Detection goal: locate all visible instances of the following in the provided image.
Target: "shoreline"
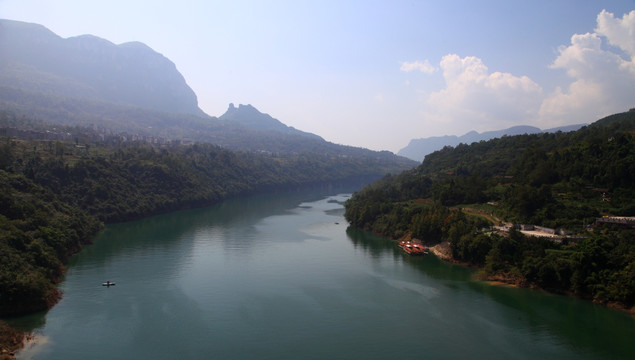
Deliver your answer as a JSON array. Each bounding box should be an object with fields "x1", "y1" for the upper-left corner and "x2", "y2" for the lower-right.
[
  {"x1": 472, "y1": 264, "x2": 635, "y2": 315},
  {"x1": 419, "y1": 240, "x2": 635, "y2": 315},
  {"x1": 11, "y1": 333, "x2": 47, "y2": 360},
  {"x1": 428, "y1": 241, "x2": 453, "y2": 262},
  {"x1": 0, "y1": 321, "x2": 30, "y2": 360},
  {"x1": 0, "y1": 188, "x2": 364, "y2": 356}
]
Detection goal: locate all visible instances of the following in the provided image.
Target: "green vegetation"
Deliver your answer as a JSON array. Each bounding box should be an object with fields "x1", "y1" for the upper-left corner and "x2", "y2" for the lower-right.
[
  {"x1": 0, "y1": 170, "x2": 101, "y2": 316},
  {"x1": 345, "y1": 110, "x2": 635, "y2": 310},
  {"x1": 0, "y1": 111, "x2": 413, "y2": 317},
  {"x1": 451, "y1": 229, "x2": 634, "y2": 307}
]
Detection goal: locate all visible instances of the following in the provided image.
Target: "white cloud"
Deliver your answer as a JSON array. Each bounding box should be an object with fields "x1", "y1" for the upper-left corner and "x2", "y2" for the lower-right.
[
  {"x1": 595, "y1": 9, "x2": 635, "y2": 56},
  {"x1": 423, "y1": 54, "x2": 543, "y2": 131},
  {"x1": 401, "y1": 10, "x2": 634, "y2": 137},
  {"x1": 400, "y1": 60, "x2": 437, "y2": 74},
  {"x1": 539, "y1": 10, "x2": 635, "y2": 126}
]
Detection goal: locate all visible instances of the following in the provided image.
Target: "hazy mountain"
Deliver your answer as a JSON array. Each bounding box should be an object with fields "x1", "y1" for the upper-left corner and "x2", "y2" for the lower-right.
[
  {"x1": 0, "y1": 19, "x2": 417, "y2": 172},
  {"x1": 219, "y1": 103, "x2": 323, "y2": 140},
  {"x1": 0, "y1": 19, "x2": 205, "y2": 116},
  {"x1": 542, "y1": 124, "x2": 588, "y2": 133},
  {"x1": 398, "y1": 124, "x2": 586, "y2": 162}
]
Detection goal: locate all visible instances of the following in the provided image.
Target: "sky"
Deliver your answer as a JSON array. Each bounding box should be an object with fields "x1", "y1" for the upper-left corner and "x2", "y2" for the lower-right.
[{"x1": 1, "y1": 0, "x2": 634, "y2": 152}]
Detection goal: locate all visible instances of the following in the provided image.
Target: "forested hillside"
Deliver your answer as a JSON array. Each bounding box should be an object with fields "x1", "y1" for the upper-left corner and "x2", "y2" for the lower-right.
[
  {"x1": 345, "y1": 110, "x2": 635, "y2": 310},
  {"x1": 0, "y1": 111, "x2": 412, "y2": 317},
  {"x1": 0, "y1": 171, "x2": 101, "y2": 315},
  {"x1": 397, "y1": 124, "x2": 585, "y2": 162}
]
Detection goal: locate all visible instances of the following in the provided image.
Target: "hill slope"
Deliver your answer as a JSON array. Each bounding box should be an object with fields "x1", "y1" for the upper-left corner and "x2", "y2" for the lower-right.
[
  {"x1": 398, "y1": 124, "x2": 586, "y2": 162},
  {"x1": 0, "y1": 110, "x2": 412, "y2": 317},
  {"x1": 345, "y1": 110, "x2": 635, "y2": 310}
]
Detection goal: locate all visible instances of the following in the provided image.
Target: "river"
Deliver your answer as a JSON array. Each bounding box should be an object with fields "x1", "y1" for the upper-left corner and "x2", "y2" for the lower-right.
[{"x1": 8, "y1": 188, "x2": 635, "y2": 359}]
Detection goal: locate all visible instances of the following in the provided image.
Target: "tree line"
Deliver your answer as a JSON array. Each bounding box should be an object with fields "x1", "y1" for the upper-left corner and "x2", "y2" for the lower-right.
[
  {"x1": 345, "y1": 110, "x2": 635, "y2": 310},
  {"x1": 0, "y1": 112, "x2": 413, "y2": 316}
]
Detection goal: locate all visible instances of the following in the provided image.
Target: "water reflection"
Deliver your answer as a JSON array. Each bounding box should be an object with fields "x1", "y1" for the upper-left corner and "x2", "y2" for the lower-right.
[
  {"x1": 345, "y1": 226, "x2": 396, "y2": 259},
  {"x1": 9, "y1": 189, "x2": 635, "y2": 360},
  {"x1": 346, "y1": 224, "x2": 635, "y2": 360},
  {"x1": 469, "y1": 280, "x2": 635, "y2": 359},
  {"x1": 73, "y1": 186, "x2": 360, "y2": 268}
]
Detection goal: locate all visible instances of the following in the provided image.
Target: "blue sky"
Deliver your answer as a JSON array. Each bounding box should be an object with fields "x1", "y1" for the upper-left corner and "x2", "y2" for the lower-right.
[{"x1": 1, "y1": 0, "x2": 634, "y2": 152}]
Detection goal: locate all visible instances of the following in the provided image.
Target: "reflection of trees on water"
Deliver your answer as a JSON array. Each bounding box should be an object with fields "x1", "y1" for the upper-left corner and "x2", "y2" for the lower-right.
[
  {"x1": 81, "y1": 185, "x2": 359, "y2": 266},
  {"x1": 4, "y1": 309, "x2": 47, "y2": 333},
  {"x1": 345, "y1": 226, "x2": 472, "y2": 282},
  {"x1": 346, "y1": 225, "x2": 635, "y2": 360},
  {"x1": 345, "y1": 226, "x2": 397, "y2": 259}
]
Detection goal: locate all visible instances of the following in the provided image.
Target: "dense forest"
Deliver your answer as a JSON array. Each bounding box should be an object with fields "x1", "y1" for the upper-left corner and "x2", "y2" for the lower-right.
[
  {"x1": 0, "y1": 111, "x2": 413, "y2": 317},
  {"x1": 345, "y1": 110, "x2": 635, "y2": 310}
]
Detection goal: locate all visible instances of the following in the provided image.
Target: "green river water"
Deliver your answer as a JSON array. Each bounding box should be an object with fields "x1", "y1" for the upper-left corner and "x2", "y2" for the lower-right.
[{"x1": 8, "y1": 188, "x2": 635, "y2": 359}]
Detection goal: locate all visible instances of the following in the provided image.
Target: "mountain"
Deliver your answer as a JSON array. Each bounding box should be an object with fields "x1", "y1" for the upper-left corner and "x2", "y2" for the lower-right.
[
  {"x1": 398, "y1": 124, "x2": 586, "y2": 162},
  {"x1": 219, "y1": 103, "x2": 322, "y2": 140},
  {"x1": 0, "y1": 19, "x2": 205, "y2": 116},
  {"x1": 0, "y1": 19, "x2": 416, "y2": 173}
]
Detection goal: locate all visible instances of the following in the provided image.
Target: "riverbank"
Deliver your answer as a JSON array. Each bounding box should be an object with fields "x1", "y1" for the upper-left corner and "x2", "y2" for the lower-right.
[
  {"x1": 428, "y1": 241, "x2": 475, "y2": 268},
  {"x1": 429, "y1": 241, "x2": 452, "y2": 261},
  {"x1": 426, "y1": 240, "x2": 635, "y2": 315},
  {"x1": 9, "y1": 192, "x2": 635, "y2": 359},
  {"x1": 0, "y1": 321, "x2": 28, "y2": 360}
]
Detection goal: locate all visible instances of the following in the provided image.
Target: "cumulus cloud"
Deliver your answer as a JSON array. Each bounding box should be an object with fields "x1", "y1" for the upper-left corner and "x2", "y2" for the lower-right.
[
  {"x1": 596, "y1": 9, "x2": 635, "y2": 56},
  {"x1": 400, "y1": 60, "x2": 437, "y2": 74},
  {"x1": 539, "y1": 10, "x2": 635, "y2": 126},
  {"x1": 424, "y1": 54, "x2": 543, "y2": 130},
  {"x1": 402, "y1": 10, "x2": 635, "y2": 135}
]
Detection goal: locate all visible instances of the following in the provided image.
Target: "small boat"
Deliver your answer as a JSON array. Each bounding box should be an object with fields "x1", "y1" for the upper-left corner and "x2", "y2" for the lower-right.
[
  {"x1": 102, "y1": 281, "x2": 116, "y2": 286},
  {"x1": 398, "y1": 241, "x2": 428, "y2": 255}
]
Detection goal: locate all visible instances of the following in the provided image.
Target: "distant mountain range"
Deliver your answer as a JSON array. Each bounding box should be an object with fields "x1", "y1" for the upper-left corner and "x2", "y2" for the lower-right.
[
  {"x1": 0, "y1": 19, "x2": 416, "y2": 170},
  {"x1": 398, "y1": 124, "x2": 586, "y2": 162}
]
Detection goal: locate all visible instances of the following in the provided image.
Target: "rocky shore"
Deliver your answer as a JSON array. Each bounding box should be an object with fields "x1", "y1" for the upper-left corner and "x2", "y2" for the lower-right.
[
  {"x1": 0, "y1": 321, "x2": 27, "y2": 360},
  {"x1": 429, "y1": 241, "x2": 453, "y2": 261}
]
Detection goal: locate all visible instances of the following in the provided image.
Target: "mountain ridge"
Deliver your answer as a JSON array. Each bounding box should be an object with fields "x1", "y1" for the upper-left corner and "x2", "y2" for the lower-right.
[
  {"x1": 398, "y1": 124, "x2": 586, "y2": 162},
  {"x1": 0, "y1": 18, "x2": 206, "y2": 117},
  {"x1": 0, "y1": 19, "x2": 416, "y2": 171},
  {"x1": 219, "y1": 103, "x2": 323, "y2": 140}
]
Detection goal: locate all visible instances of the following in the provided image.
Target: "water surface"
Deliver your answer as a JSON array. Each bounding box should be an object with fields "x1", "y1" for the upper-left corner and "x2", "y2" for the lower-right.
[{"x1": 10, "y1": 190, "x2": 635, "y2": 359}]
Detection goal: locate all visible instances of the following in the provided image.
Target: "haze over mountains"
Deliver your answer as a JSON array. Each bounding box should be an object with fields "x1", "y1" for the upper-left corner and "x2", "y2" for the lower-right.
[
  {"x1": 398, "y1": 124, "x2": 586, "y2": 162},
  {"x1": 1, "y1": 18, "x2": 586, "y2": 166},
  {"x1": 219, "y1": 103, "x2": 322, "y2": 141},
  {"x1": 0, "y1": 19, "x2": 205, "y2": 116},
  {"x1": 0, "y1": 19, "x2": 416, "y2": 168}
]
